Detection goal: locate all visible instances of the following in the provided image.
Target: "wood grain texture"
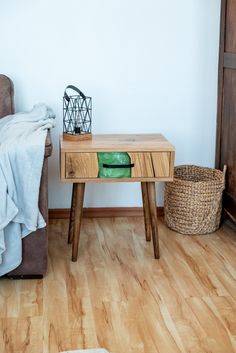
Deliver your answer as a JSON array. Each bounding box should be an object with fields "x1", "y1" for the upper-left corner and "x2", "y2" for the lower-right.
[
  {"x1": 169, "y1": 151, "x2": 175, "y2": 178},
  {"x1": 216, "y1": 0, "x2": 236, "y2": 222},
  {"x1": 151, "y1": 152, "x2": 170, "y2": 177},
  {"x1": 68, "y1": 183, "x2": 76, "y2": 244},
  {"x1": 224, "y1": 194, "x2": 236, "y2": 223},
  {"x1": 72, "y1": 183, "x2": 85, "y2": 261},
  {"x1": 141, "y1": 182, "x2": 152, "y2": 241},
  {"x1": 225, "y1": 0, "x2": 236, "y2": 53},
  {"x1": 147, "y1": 182, "x2": 160, "y2": 259},
  {"x1": 224, "y1": 52, "x2": 236, "y2": 69},
  {"x1": 60, "y1": 151, "x2": 66, "y2": 181},
  {"x1": 49, "y1": 207, "x2": 165, "y2": 219},
  {"x1": 65, "y1": 153, "x2": 99, "y2": 179},
  {"x1": 62, "y1": 176, "x2": 174, "y2": 183},
  {"x1": 129, "y1": 153, "x2": 154, "y2": 178},
  {"x1": 61, "y1": 133, "x2": 175, "y2": 182},
  {"x1": 62, "y1": 151, "x2": 174, "y2": 182},
  {"x1": 0, "y1": 217, "x2": 236, "y2": 352},
  {"x1": 63, "y1": 132, "x2": 92, "y2": 141},
  {"x1": 215, "y1": 0, "x2": 226, "y2": 169},
  {"x1": 60, "y1": 134, "x2": 175, "y2": 153},
  {"x1": 65, "y1": 151, "x2": 172, "y2": 180},
  {"x1": 221, "y1": 69, "x2": 236, "y2": 201}
]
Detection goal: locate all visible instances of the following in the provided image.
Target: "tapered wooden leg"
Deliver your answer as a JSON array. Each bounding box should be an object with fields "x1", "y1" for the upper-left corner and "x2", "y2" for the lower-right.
[
  {"x1": 141, "y1": 182, "x2": 152, "y2": 241},
  {"x1": 68, "y1": 183, "x2": 76, "y2": 244},
  {"x1": 72, "y1": 183, "x2": 85, "y2": 262},
  {"x1": 147, "y1": 182, "x2": 160, "y2": 259}
]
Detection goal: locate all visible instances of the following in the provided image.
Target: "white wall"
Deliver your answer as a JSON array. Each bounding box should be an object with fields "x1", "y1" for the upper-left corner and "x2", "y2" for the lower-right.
[{"x1": 0, "y1": 0, "x2": 221, "y2": 208}]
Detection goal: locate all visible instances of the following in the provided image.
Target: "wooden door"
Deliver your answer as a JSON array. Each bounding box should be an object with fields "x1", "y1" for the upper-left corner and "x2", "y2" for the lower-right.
[{"x1": 216, "y1": 0, "x2": 236, "y2": 222}]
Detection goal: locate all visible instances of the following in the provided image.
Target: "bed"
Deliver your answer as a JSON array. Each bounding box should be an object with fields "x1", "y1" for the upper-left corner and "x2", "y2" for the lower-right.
[{"x1": 0, "y1": 74, "x2": 52, "y2": 278}]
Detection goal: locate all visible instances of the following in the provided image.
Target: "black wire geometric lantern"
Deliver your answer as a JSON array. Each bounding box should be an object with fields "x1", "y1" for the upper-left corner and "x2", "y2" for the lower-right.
[{"x1": 63, "y1": 85, "x2": 92, "y2": 141}]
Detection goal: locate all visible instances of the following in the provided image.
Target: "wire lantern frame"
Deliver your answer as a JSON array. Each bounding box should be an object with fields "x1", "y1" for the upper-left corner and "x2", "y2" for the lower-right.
[{"x1": 63, "y1": 85, "x2": 92, "y2": 141}]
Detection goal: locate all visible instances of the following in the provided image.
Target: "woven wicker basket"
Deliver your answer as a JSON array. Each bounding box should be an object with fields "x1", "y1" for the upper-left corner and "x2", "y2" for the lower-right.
[{"x1": 164, "y1": 165, "x2": 226, "y2": 235}]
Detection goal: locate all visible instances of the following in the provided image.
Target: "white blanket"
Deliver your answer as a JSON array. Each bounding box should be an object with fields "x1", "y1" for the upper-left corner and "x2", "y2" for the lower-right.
[{"x1": 0, "y1": 104, "x2": 55, "y2": 276}]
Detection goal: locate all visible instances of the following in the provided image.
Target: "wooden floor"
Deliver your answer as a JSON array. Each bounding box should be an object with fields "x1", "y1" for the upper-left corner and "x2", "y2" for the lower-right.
[{"x1": 0, "y1": 217, "x2": 236, "y2": 353}]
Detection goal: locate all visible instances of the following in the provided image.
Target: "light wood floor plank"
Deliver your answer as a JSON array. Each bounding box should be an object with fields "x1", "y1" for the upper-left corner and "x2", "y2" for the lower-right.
[
  {"x1": 186, "y1": 297, "x2": 235, "y2": 353},
  {"x1": 0, "y1": 217, "x2": 235, "y2": 353},
  {"x1": 210, "y1": 296, "x2": 236, "y2": 336},
  {"x1": 0, "y1": 317, "x2": 43, "y2": 353}
]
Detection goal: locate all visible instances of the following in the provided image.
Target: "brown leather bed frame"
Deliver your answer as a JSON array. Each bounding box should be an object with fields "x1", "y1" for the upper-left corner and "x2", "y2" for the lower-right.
[{"x1": 0, "y1": 74, "x2": 52, "y2": 278}]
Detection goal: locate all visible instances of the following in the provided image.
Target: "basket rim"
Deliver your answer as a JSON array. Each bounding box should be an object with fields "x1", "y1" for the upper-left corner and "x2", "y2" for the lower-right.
[
  {"x1": 172, "y1": 165, "x2": 225, "y2": 185},
  {"x1": 170, "y1": 178, "x2": 224, "y2": 185},
  {"x1": 174, "y1": 164, "x2": 223, "y2": 172}
]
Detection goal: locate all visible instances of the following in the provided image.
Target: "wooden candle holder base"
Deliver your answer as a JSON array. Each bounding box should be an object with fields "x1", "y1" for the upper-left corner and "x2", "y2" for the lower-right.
[{"x1": 63, "y1": 133, "x2": 92, "y2": 142}]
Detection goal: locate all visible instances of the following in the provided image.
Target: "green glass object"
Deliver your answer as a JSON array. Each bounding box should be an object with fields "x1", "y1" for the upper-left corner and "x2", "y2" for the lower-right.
[{"x1": 97, "y1": 152, "x2": 131, "y2": 178}]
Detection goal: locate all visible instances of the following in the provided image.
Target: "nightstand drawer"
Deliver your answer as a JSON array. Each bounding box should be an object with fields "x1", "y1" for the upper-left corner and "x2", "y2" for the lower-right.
[{"x1": 65, "y1": 151, "x2": 171, "y2": 179}]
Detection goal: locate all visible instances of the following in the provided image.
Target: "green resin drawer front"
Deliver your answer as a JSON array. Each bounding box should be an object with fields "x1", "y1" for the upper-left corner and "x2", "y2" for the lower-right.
[{"x1": 97, "y1": 152, "x2": 132, "y2": 178}]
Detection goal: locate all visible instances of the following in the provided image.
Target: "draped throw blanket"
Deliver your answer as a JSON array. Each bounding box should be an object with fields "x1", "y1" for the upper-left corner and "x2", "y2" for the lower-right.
[{"x1": 0, "y1": 104, "x2": 55, "y2": 276}]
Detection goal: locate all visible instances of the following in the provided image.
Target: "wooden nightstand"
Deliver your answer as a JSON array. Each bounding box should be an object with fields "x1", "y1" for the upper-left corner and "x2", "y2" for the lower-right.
[{"x1": 60, "y1": 134, "x2": 175, "y2": 261}]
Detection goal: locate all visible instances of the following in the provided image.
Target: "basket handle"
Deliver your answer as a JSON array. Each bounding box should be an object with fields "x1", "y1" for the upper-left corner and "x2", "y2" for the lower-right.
[
  {"x1": 222, "y1": 165, "x2": 227, "y2": 182},
  {"x1": 64, "y1": 85, "x2": 86, "y2": 102}
]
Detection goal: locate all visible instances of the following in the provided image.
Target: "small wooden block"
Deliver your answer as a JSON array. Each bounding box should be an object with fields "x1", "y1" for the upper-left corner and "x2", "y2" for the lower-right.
[{"x1": 63, "y1": 133, "x2": 92, "y2": 141}]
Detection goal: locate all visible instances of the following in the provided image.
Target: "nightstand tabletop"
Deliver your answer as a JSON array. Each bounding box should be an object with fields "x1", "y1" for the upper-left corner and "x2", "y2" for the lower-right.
[{"x1": 60, "y1": 133, "x2": 175, "y2": 153}]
